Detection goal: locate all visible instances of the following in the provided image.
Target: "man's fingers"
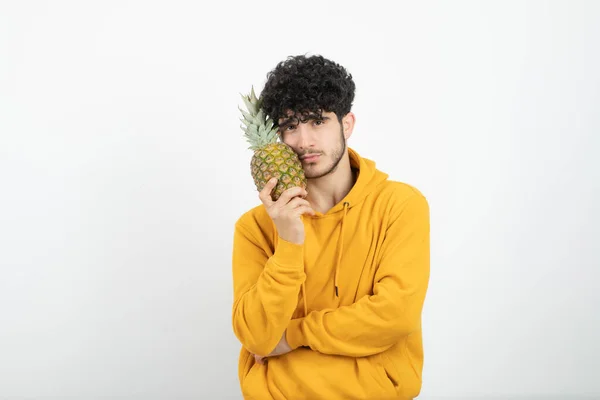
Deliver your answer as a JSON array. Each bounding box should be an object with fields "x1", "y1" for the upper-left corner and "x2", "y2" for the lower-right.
[
  {"x1": 276, "y1": 186, "x2": 308, "y2": 206},
  {"x1": 254, "y1": 354, "x2": 266, "y2": 365},
  {"x1": 295, "y1": 205, "x2": 316, "y2": 216},
  {"x1": 258, "y1": 177, "x2": 278, "y2": 206},
  {"x1": 284, "y1": 197, "x2": 311, "y2": 210}
]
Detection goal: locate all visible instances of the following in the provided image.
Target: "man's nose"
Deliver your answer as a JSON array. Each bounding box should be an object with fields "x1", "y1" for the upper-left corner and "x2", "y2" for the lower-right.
[{"x1": 296, "y1": 124, "x2": 315, "y2": 149}]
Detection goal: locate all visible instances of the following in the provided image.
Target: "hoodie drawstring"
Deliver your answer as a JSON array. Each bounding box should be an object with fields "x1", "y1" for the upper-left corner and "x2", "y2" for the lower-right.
[
  {"x1": 300, "y1": 201, "x2": 350, "y2": 317},
  {"x1": 334, "y1": 201, "x2": 350, "y2": 298}
]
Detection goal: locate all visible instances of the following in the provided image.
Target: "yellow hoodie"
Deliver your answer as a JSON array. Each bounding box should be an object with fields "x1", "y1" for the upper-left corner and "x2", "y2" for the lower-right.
[{"x1": 231, "y1": 147, "x2": 430, "y2": 400}]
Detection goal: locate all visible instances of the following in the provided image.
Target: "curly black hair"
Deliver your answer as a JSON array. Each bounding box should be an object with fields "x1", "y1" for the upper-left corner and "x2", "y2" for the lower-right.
[{"x1": 260, "y1": 54, "x2": 356, "y2": 128}]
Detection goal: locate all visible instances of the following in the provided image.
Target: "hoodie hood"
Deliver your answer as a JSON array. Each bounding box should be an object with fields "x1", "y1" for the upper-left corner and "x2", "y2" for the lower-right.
[{"x1": 315, "y1": 147, "x2": 389, "y2": 216}]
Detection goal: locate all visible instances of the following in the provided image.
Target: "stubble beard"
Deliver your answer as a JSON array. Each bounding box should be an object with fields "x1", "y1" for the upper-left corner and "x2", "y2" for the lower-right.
[{"x1": 304, "y1": 126, "x2": 346, "y2": 180}]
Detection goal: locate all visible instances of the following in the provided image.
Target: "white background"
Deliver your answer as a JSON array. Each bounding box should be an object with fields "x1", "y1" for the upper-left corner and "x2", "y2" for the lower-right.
[{"x1": 1, "y1": 1, "x2": 599, "y2": 399}]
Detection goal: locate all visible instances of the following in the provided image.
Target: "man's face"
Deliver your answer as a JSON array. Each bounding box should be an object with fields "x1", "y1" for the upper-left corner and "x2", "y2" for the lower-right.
[{"x1": 278, "y1": 110, "x2": 347, "y2": 179}]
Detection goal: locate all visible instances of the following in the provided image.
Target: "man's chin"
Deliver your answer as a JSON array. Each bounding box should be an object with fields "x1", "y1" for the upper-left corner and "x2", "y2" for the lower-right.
[{"x1": 304, "y1": 167, "x2": 332, "y2": 180}]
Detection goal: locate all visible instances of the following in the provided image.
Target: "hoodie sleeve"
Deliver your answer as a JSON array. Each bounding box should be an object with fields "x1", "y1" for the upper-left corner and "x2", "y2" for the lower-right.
[
  {"x1": 231, "y1": 218, "x2": 306, "y2": 357},
  {"x1": 285, "y1": 192, "x2": 430, "y2": 357}
]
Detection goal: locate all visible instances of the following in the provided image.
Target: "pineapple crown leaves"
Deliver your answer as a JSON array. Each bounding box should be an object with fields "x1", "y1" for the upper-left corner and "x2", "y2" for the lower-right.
[{"x1": 239, "y1": 85, "x2": 280, "y2": 150}]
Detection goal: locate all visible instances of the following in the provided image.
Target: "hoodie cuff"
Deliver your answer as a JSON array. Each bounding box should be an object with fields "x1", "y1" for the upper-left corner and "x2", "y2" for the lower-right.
[
  {"x1": 286, "y1": 318, "x2": 306, "y2": 350},
  {"x1": 270, "y1": 237, "x2": 304, "y2": 269}
]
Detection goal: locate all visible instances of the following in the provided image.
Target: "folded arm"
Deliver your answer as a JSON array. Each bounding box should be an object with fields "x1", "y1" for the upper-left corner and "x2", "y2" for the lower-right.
[
  {"x1": 231, "y1": 219, "x2": 306, "y2": 357},
  {"x1": 286, "y1": 192, "x2": 430, "y2": 357}
]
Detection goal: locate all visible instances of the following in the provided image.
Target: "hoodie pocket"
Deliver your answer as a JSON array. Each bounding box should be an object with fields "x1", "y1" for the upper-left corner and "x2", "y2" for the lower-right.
[
  {"x1": 377, "y1": 352, "x2": 403, "y2": 394},
  {"x1": 358, "y1": 354, "x2": 395, "y2": 397}
]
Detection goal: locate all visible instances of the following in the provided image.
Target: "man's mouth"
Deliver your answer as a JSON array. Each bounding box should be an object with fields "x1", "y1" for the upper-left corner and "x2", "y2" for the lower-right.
[{"x1": 300, "y1": 153, "x2": 321, "y2": 161}]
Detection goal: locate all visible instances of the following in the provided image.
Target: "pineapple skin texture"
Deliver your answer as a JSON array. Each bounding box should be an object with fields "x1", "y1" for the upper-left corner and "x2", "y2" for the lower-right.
[{"x1": 251, "y1": 142, "x2": 307, "y2": 201}]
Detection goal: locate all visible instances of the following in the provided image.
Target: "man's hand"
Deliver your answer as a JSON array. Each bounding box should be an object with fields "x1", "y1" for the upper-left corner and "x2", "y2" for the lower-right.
[
  {"x1": 254, "y1": 330, "x2": 292, "y2": 365},
  {"x1": 258, "y1": 178, "x2": 314, "y2": 245}
]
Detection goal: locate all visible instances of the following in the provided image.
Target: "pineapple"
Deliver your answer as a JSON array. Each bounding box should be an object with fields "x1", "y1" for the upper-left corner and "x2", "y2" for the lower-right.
[{"x1": 239, "y1": 86, "x2": 307, "y2": 201}]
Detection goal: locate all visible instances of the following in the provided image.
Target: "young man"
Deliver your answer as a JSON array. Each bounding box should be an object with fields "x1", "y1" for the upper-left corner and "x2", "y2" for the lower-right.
[{"x1": 231, "y1": 54, "x2": 430, "y2": 399}]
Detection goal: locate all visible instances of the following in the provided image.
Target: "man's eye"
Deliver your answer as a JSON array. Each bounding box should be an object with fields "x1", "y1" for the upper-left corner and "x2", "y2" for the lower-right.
[
  {"x1": 286, "y1": 125, "x2": 296, "y2": 131},
  {"x1": 314, "y1": 120, "x2": 324, "y2": 126}
]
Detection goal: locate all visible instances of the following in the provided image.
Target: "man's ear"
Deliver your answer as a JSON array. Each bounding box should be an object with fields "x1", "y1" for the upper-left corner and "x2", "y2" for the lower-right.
[{"x1": 342, "y1": 112, "x2": 355, "y2": 140}]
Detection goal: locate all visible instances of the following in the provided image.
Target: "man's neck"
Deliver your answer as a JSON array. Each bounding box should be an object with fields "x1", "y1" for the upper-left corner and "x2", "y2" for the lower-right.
[{"x1": 305, "y1": 153, "x2": 355, "y2": 214}]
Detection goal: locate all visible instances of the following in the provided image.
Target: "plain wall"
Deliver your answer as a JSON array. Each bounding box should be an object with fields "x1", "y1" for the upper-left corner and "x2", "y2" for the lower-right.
[{"x1": 1, "y1": 1, "x2": 598, "y2": 398}]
